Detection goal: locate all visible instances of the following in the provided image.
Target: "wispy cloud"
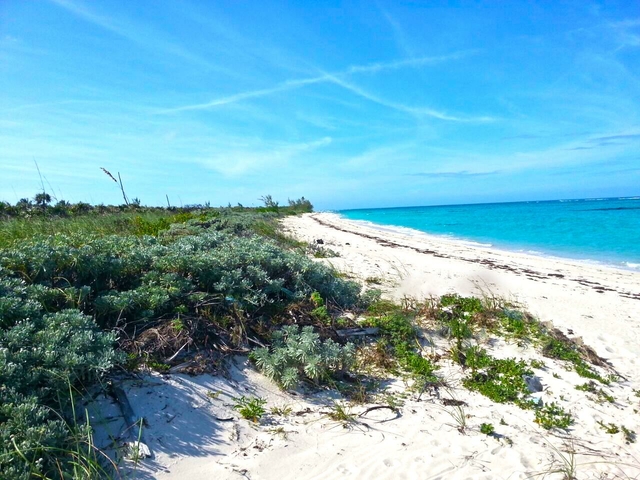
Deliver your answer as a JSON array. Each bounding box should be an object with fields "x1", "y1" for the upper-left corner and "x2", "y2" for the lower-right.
[
  {"x1": 158, "y1": 53, "x2": 471, "y2": 113},
  {"x1": 408, "y1": 170, "x2": 500, "y2": 178},
  {"x1": 608, "y1": 18, "x2": 640, "y2": 50},
  {"x1": 345, "y1": 51, "x2": 477, "y2": 74},
  {"x1": 158, "y1": 76, "x2": 328, "y2": 113},
  {"x1": 159, "y1": 51, "x2": 494, "y2": 123},
  {"x1": 377, "y1": 3, "x2": 415, "y2": 57},
  {"x1": 565, "y1": 131, "x2": 640, "y2": 150},
  {"x1": 47, "y1": 0, "x2": 227, "y2": 73},
  {"x1": 502, "y1": 134, "x2": 544, "y2": 140},
  {"x1": 199, "y1": 137, "x2": 333, "y2": 176},
  {"x1": 323, "y1": 73, "x2": 490, "y2": 122},
  {"x1": 591, "y1": 132, "x2": 640, "y2": 142}
]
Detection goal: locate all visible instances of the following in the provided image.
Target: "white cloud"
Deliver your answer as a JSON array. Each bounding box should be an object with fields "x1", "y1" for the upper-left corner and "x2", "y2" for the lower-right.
[{"x1": 199, "y1": 137, "x2": 332, "y2": 176}]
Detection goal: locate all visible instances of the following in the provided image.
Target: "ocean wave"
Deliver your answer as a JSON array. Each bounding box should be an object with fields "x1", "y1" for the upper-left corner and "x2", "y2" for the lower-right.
[
  {"x1": 625, "y1": 262, "x2": 640, "y2": 270},
  {"x1": 461, "y1": 241, "x2": 493, "y2": 248}
]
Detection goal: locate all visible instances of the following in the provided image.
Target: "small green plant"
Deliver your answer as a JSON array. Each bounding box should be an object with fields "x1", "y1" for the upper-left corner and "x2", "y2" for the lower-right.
[
  {"x1": 440, "y1": 294, "x2": 484, "y2": 316},
  {"x1": 530, "y1": 359, "x2": 546, "y2": 369},
  {"x1": 597, "y1": 421, "x2": 620, "y2": 434},
  {"x1": 447, "y1": 317, "x2": 472, "y2": 364},
  {"x1": 270, "y1": 405, "x2": 292, "y2": 416},
  {"x1": 311, "y1": 246, "x2": 339, "y2": 258},
  {"x1": 575, "y1": 382, "x2": 614, "y2": 403},
  {"x1": 250, "y1": 325, "x2": 356, "y2": 389},
  {"x1": 234, "y1": 396, "x2": 267, "y2": 423},
  {"x1": 148, "y1": 361, "x2": 170, "y2": 372},
  {"x1": 309, "y1": 291, "x2": 331, "y2": 323},
  {"x1": 622, "y1": 425, "x2": 636, "y2": 443},
  {"x1": 327, "y1": 402, "x2": 358, "y2": 428},
  {"x1": 480, "y1": 423, "x2": 495, "y2": 435},
  {"x1": 542, "y1": 338, "x2": 608, "y2": 384},
  {"x1": 171, "y1": 318, "x2": 184, "y2": 332},
  {"x1": 534, "y1": 403, "x2": 573, "y2": 430},
  {"x1": 310, "y1": 291, "x2": 324, "y2": 307},
  {"x1": 311, "y1": 305, "x2": 331, "y2": 324},
  {"x1": 442, "y1": 402, "x2": 468, "y2": 434},
  {"x1": 269, "y1": 426, "x2": 288, "y2": 439},
  {"x1": 365, "y1": 276, "x2": 383, "y2": 285}
]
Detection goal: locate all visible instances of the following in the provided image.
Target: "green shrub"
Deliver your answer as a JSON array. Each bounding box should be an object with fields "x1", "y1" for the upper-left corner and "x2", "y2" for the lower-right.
[
  {"x1": 480, "y1": 423, "x2": 495, "y2": 435},
  {"x1": 250, "y1": 325, "x2": 356, "y2": 389},
  {"x1": 370, "y1": 313, "x2": 437, "y2": 380},
  {"x1": 0, "y1": 229, "x2": 361, "y2": 331},
  {"x1": 0, "y1": 202, "x2": 361, "y2": 477},
  {"x1": 534, "y1": 402, "x2": 573, "y2": 430},
  {"x1": 462, "y1": 349, "x2": 534, "y2": 407},
  {"x1": 542, "y1": 338, "x2": 607, "y2": 383},
  {"x1": 0, "y1": 309, "x2": 118, "y2": 478},
  {"x1": 440, "y1": 294, "x2": 484, "y2": 317}
]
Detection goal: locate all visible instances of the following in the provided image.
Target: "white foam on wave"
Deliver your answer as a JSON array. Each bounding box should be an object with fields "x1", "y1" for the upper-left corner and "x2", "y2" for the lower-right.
[
  {"x1": 335, "y1": 213, "x2": 639, "y2": 273},
  {"x1": 343, "y1": 218, "x2": 427, "y2": 237},
  {"x1": 337, "y1": 215, "x2": 494, "y2": 247},
  {"x1": 460, "y1": 240, "x2": 493, "y2": 248}
]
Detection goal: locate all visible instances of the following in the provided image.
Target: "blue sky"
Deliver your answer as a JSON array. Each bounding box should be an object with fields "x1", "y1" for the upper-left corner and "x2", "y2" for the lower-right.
[{"x1": 1, "y1": 1, "x2": 639, "y2": 209}]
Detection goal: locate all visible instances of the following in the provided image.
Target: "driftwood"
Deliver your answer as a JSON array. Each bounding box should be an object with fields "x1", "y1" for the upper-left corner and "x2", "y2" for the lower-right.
[
  {"x1": 109, "y1": 384, "x2": 151, "y2": 459},
  {"x1": 335, "y1": 327, "x2": 380, "y2": 339},
  {"x1": 358, "y1": 405, "x2": 400, "y2": 422}
]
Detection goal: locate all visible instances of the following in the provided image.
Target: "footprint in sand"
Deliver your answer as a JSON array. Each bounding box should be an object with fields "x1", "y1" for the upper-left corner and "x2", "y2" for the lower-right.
[
  {"x1": 336, "y1": 464, "x2": 353, "y2": 475},
  {"x1": 382, "y1": 458, "x2": 399, "y2": 467}
]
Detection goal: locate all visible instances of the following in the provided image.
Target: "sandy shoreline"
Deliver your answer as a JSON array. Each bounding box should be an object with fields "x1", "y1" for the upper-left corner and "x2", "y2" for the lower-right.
[
  {"x1": 101, "y1": 212, "x2": 640, "y2": 479},
  {"x1": 283, "y1": 213, "x2": 640, "y2": 383}
]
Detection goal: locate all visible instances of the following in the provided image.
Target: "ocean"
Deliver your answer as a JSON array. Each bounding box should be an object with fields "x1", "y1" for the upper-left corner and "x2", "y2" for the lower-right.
[{"x1": 338, "y1": 197, "x2": 640, "y2": 271}]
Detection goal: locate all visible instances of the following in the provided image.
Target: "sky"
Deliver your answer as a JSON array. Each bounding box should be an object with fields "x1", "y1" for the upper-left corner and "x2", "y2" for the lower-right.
[{"x1": 1, "y1": 1, "x2": 639, "y2": 210}]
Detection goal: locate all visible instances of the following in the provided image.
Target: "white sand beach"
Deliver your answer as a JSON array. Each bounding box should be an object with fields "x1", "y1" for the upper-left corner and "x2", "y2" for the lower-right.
[{"x1": 105, "y1": 212, "x2": 640, "y2": 479}]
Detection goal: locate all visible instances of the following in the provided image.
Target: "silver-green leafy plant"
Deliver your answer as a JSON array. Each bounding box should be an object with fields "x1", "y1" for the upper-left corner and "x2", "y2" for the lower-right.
[{"x1": 250, "y1": 325, "x2": 356, "y2": 389}]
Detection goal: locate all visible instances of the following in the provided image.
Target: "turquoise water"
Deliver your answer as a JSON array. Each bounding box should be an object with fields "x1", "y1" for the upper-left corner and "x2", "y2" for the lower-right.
[{"x1": 339, "y1": 197, "x2": 640, "y2": 271}]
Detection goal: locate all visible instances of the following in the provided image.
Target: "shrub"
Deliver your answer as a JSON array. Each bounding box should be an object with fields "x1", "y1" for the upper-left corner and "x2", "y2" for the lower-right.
[
  {"x1": 0, "y1": 229, "x2": 361, "y2": 331},
  {"x1": 0, "y1": 309, "x2": 118, "y2": 478},
  {"x1": 480, "y1": 423, "x2": 495, "y2": 435},
  {"x1": 462, "y1": 348, "x2": 534, "y2": 407},
  {"x1": 534, "y1": 402, "x2": 573, "y2": 430},
  {"x1": 369, "y1": 312, "x2": 438, "y2": 380},
  {"x1": 250, "y1": 325, "x2": 356, "y2": 389},
  {"x1": 0, "y1": 202, "x2": 361, "y2": 477}
]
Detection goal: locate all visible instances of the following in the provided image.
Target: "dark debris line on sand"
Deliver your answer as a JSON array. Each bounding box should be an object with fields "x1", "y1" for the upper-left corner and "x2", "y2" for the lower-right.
[{"x1": 310, "y1": 215, "x2": 640, "y2": 301}]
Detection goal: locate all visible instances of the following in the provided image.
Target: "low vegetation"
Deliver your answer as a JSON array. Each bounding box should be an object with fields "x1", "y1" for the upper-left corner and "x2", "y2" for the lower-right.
[
  {"x1": 0, "y1": 194, "x2": 345, "y2": 478},
  {"x1": 250, "y1": 324, "x2": 356, "y2": 389},
  {"x1": 0, "y1": 192, "x2": 628, "y2": 478},
  {"x1": 234, "y1": 396, "x2": 267, "y2": 423}
]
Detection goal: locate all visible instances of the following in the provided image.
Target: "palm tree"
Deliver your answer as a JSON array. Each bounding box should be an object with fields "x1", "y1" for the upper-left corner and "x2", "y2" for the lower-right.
[{"x1": 34, "y1": 192, "x2": 52, "y2": 209}]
